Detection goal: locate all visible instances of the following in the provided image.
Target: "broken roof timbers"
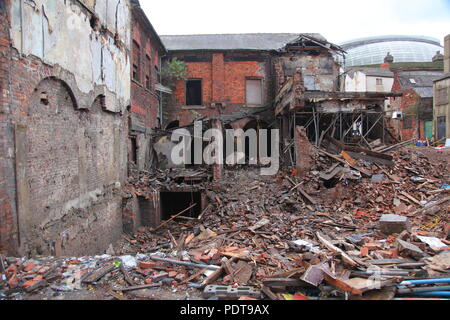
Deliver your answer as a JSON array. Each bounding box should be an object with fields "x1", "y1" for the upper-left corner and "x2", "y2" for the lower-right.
[
  {"x1": 303, "y1": 91, "x2": 402, "y2": 100},
  {"x1": 284, "y1": 34, "x2": 346, "y2": 55}
]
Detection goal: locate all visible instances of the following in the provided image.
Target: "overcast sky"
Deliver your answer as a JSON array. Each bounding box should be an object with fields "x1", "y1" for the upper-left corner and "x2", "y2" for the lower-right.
[{"x1": 141, "y1": 0, "x2": 450, "y2": 44}]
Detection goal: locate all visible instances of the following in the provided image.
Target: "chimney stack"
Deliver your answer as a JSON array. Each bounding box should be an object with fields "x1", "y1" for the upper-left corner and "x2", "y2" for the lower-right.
[
  {"x1": 445, "y1": 34, "x2": 450, "y2": 74},
  {"x1": 432, "y1": 50, "x2": 444, "y2": 62},
  {"x1": 384, "y1": 52, "x2": 394, "y2": 64}
]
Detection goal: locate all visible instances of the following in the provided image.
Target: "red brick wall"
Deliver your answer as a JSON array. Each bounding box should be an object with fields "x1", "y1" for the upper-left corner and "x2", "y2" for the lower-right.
[
  {"x1": 166, "y1": 52, "x2": 271, "y2": 127},
  {"x1": 0, "y1": 0, "x2": 18, "y2": 254},
  {"x1": 390, "y1": 73, "x2": 420, "y2": 140},
  {"x1": 130, "y1": 11, "x2": 162, "y2": 130}
]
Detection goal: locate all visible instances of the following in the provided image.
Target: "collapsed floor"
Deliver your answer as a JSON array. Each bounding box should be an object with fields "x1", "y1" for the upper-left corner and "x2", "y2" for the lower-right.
[{"x1": 0, "y1": 146, "x2": 449, "y2": 300}]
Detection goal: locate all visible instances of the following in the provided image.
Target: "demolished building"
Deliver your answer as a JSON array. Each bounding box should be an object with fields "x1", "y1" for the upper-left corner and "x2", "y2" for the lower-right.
[{"x1": 120, "y1": 33, "x2": 404, "y2": 234}]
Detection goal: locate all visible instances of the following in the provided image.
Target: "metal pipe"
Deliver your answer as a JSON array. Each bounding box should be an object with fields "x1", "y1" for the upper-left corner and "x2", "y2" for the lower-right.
[
  {"x1": 409, "y1": 291, "x2": 450, "y2": 297},
  {"x1": 149, "y1": 255, "x2": 221, "y2": 271},
  {"x1": 400, "y1": 278, "x2": 450, "y2": 287},
  {"x1": 398, "y1": 286, "x2": 450, "y2": 294}
]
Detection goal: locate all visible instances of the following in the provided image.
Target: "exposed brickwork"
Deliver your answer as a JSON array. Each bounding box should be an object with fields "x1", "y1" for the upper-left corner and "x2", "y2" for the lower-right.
[
  {"x1": 130, "y1": 12, "x2": 161, "y2": 130},
  {"x1": 165, "y1": 52, "x2": 272, "y2": 127},
  {"x1": 129, "y1": 4, "x2": 167, "y2": 179},
  {"x1": 0, "y1": 0, "x2": 129, "y2": 256},
  {"x1": 273, "y1": 52, "x2": 339, "y2": 93},
  {"x1": 390, "y1": 73, "x2": 422, "y2": 140},
  {"x1": 0, "y1": 0, "x2": 18, "y2": 254}
]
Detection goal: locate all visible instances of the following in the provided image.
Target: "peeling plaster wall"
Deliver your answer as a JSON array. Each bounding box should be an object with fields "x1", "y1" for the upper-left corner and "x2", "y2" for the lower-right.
[
  {"x1": 345, "y1": 72, "x2": 367, "y2": 92},
  {"x1": 10, "y1": 0, "x2": 131, "y2": 109},
  {"x1": 0, "y1": 0, "x2": 132, "y2": 256}
]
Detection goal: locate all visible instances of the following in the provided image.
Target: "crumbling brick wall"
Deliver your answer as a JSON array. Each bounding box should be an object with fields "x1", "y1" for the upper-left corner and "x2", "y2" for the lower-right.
[
  {"x1": 0, "y1": 0, "x2": 130, "y2": 257},
  {"x1": 273, "y1": 51, "x2": 340, "y2": 93},
  {"x1": 0, "y1": 0, "x2": 18, "y2": 254},
  {"x1": 390, "y1": 74, "x2": 421, "y2": 140}
]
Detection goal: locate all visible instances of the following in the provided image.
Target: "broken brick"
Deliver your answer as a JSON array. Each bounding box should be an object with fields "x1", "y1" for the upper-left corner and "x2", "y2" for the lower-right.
[
  {"x1": 23, "y1": 263, "x2": 36, "y2": 272},
  {"x1": 379, "y1": 214, "x2": 411, "y2": 235},
  {"x1": 139, "y1": 261, "x2": 156, "y2": 269},
  {"x1": 396, "y1": 239, "x2": 425, "y2": 260},
  {"x1": 360, "y1": 247, "x2": 369, "y2": 257}
]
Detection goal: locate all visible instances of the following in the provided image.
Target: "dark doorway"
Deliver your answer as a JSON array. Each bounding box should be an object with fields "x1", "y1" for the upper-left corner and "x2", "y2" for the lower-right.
[
  {"x1": 130, "y1": 137, "x2": 137, "y2": 164},
  {"x1": 186, "y1": 80, "x2": 202, "y2": 106},
  {"x1": 160, "y1": 192, "x2": 202, "y2": 220},
  {"x1": 165, "y1": 120, "x2": 180, "y2": 130}
]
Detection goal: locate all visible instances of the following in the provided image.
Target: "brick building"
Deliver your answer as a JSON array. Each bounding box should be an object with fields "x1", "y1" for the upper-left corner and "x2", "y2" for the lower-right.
[
  {"x1": 129, "y1": 0, "x2": 167, "y2": 173},
  {"x1": 389, "y1": 67, "x2": 443, "y2": 141},
  {"x1": 0, "y1": 0, "x2": 131, "y2": 256},
  {"x1": 434, "y1": 35, "x2": 450, "y2": 140},
  {"x1": 159, "y1": 33, "x2": 290, "y2": 128}
]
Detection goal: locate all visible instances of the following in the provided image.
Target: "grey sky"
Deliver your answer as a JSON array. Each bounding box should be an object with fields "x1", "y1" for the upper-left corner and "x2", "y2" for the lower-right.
[{"x1": 140, "y1": 0, "x2": 450, "y2": 45}]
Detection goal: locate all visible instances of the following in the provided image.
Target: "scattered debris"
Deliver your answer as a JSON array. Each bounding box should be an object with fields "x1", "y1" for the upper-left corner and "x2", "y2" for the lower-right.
[{"x1": 1, "y1": 146, "x2": 449, "y2": 300}]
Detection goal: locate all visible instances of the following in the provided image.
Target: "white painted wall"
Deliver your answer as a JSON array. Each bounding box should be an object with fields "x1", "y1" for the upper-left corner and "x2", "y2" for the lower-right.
[
  {"x1": 345, "y1": 71, "x2": 367, "y2": 92},
  {"x1": 345, "y1": 71, "x2": 394, "y2": 93},
  {"x1": 366, "y1": 76, "x2": 394, "y2": 92}
]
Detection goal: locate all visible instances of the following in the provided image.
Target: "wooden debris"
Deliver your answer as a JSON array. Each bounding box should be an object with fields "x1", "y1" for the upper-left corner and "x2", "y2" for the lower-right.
[
  {"x1": 82, "y1": 264, "x2": 117, "y2": 284},
  {"x1": 154, "y1": 203, "x2": 197, "y2": 231},
  {"x1": 316, "y1": 233, "x2": 358, "y2": 267}
]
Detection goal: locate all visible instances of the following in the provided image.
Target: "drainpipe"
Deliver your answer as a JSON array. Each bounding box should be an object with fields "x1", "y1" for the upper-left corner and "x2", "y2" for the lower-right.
[{"x1": 159, "y1": 54, "x2": 166, "y2": 128}]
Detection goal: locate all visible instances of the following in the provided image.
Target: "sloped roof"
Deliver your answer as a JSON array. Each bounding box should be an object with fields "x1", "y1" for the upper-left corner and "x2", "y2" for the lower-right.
[
  {"x1": 346, "y1": 67, "x2": 394, "y2": 78},
  {"x1": 160, "y1": 33, "x2": 335, "y2": 51},
  {"x1": 398, "y1": 71, "x2": 443, "y2": 98}
]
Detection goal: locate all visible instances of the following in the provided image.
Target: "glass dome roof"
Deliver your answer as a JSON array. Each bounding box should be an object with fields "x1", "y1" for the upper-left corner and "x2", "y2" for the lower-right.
[{"x1": 340, "y1": 36, "x2": 443, "y2": 67}]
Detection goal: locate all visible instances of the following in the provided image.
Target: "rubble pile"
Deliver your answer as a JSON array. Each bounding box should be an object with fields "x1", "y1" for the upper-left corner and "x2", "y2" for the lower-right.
[{"x1": 1, "y1": 146, "x2": 449, "y2": 300}]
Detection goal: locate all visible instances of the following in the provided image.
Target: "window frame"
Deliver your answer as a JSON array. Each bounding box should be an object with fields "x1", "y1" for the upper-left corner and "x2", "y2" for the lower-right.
[
  {"x1": 132, "y1": 40, "x2": 141, "y2": 83},
  {"x1": 145, "y1": 54, "x2": 151, "y2": 90},
  {"x1": 245, "y1": 77, "x2": 264, "y2": 106},
  {"x1": 185, "y1": 79, "x2": 203, "y2": 106}
]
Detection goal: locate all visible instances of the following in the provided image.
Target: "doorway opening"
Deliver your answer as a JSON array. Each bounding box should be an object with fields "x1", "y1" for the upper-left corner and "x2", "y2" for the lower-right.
[{"x1": 160, "y1": 192, "x2": 202, "y2": 220}]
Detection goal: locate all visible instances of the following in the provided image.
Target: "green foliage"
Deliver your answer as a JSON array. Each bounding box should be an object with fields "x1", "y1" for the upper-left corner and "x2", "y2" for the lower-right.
[{"x1": 162, "y1": 58, "x2": 188, "y2": 88}]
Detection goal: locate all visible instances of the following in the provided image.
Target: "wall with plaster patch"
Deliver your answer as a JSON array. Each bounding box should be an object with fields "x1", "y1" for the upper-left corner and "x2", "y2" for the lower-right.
[{"x1": 0, "y1": 0, "x2": 131, "y2": 256}]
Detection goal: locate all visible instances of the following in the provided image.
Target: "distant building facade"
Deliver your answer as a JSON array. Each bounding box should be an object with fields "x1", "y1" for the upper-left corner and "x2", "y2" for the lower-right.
[
  {"x1": 344, "y1": 68, "x2": 394, "y2": 93},
  {"x1": 434, "y1": 35, "x2": 450, "y2": 140}
]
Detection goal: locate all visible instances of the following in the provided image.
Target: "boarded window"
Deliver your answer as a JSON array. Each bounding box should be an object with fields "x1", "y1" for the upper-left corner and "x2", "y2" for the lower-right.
[
  {"x1": 186, "y1": 80, "x2": 202, "y2": 106},
  {"x1": 246, "y1": 79, "x2": 263, "y2": 105},
  {"x1": 132, "y1": 41, "x2": 141, "y2": 82}
]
